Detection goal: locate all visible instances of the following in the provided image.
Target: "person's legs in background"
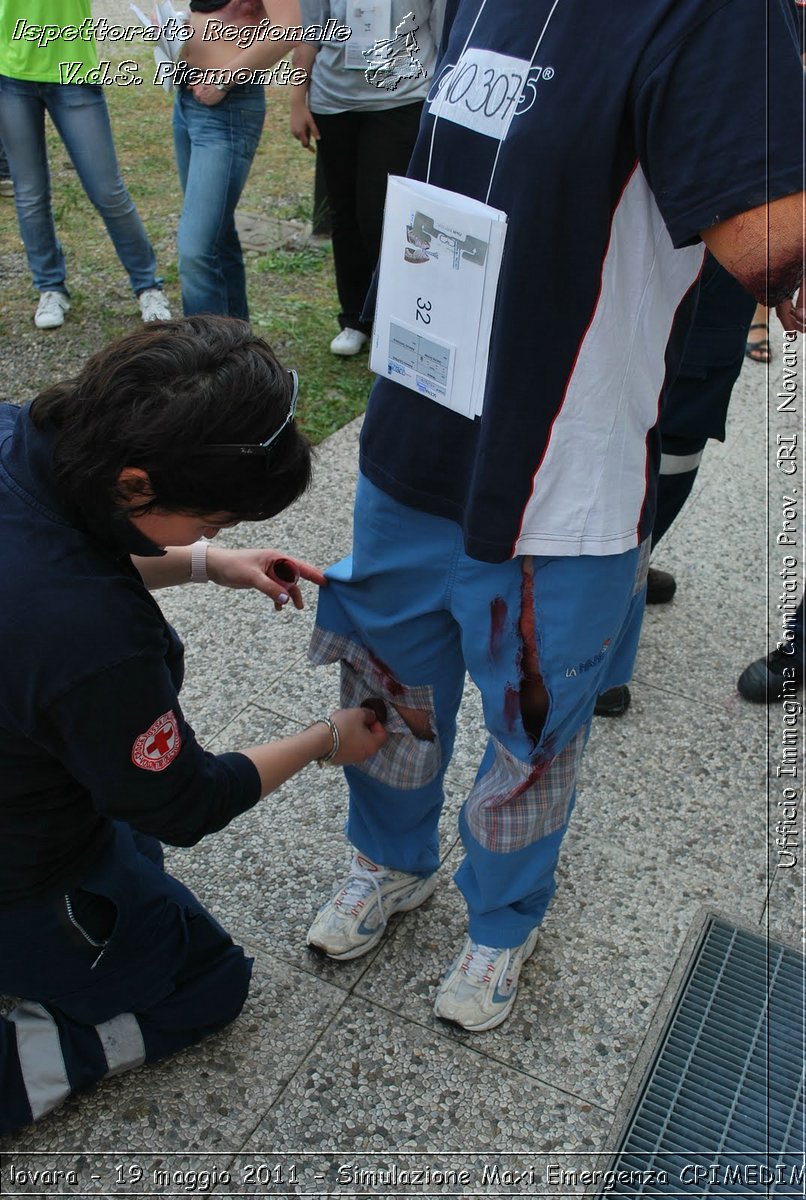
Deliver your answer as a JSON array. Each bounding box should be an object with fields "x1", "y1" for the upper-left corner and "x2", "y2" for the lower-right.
[
  {"x1": 0, "y1": 76, "x2": 71, "y2": 327},
  {"x1": 0, "y1": 132, "x2": 13, "y2": 197},
  {"x1": 745, "y1": 302, "x2": 771, "y2": 364},
  {"x1": 313, "y1": 109, "x2": 374, "y2": 352},
  {"x1": 595, "y1": 257, "x2": 757, "y2": 716},
  {"x1": 0, "y1": 77, "x2": 169, "y2": 326},
  {"x1": 45, "y1": 83, "x2": 164, "y2": 303},
  {"x1": 173, "y1": 85, "x2": 265, "y2": 320},
  {"x1": 313, "y1": 101, "x2": 422, "y2": 355}
]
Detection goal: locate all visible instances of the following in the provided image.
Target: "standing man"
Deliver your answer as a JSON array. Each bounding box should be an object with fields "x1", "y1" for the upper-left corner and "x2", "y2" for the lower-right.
[{"x1": 305, "y1": 0, "x2": 806, "y2": 1030}]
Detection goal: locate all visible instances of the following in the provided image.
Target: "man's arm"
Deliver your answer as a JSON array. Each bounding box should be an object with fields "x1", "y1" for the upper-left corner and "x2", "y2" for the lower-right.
[{"x1": 700, "y1": 190, "x2": 805, "y2": 320}]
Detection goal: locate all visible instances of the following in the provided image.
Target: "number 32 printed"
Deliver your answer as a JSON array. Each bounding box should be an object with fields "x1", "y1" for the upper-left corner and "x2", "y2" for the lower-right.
[{"x1": 415, "y1": 297, "x2": 432, "y2": 324}]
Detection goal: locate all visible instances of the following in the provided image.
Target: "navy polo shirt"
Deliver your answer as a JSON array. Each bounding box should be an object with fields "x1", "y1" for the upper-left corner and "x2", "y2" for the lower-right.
[{"x1": 361, "y1": 0, "x2": 804, "y2": 561}]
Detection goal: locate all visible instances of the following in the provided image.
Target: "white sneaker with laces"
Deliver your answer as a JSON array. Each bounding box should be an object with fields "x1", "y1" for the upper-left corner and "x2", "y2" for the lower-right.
[
  {"x1": 138, "y1": 288, "x2": 171, "y2": 322},
  {"x1": 34, "y1": 291, "x2": 70, "y2": 329},
  {"x1": 433, "y1": 928, "x2": 539, "y2": 1031},
  {"x1": 330, "y1": 327, "x2": 368, "y2": 356},
  {"x1": 307, "y1": 853, "x2": 437, "y2": 960}
]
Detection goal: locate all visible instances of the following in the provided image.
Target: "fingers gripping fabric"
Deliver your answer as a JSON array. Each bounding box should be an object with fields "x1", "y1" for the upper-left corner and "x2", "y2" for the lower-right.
[
  {"x1": 465, "y1": 726, "x2": 587, "y2": 853},
  {"x1": 310, "y1": 627, "x2": 441, "y2": 788}
]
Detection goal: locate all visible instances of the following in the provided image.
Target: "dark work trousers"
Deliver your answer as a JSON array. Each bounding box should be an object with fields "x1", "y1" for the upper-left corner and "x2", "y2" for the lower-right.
[
  {"x1": 0, "y1": 823, "x2": 252, "y2": 1135},
  {"x1": 312, "y1": 101, "x2": 423, "y2": 334},
  {"x1": 653, "y1": 255, "x2": 757, "y2": 546}
]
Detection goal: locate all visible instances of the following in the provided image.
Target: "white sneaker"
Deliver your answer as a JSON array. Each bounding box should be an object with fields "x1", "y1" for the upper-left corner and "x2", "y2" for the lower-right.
[
  {"x1": 138, "y1": 288, "x2": 171, "y2": 322},
  {"x1": 433, "y1": 928, "x2": 539, "y2": 1031},
  {"x1": 307, "y1": 853, "x2": 438, "y2": 960},
  {"x1": 330, "y1": 328, "x2": 368, "y2": 356},
  {"x1": 34, "y1": 291, "x2": 70, "y2": 330}
]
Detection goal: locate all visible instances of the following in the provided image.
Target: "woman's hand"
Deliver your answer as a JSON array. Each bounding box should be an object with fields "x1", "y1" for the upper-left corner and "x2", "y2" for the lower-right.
[
  {"x1": 290, "y1": 106, "x2": 320, "y2": 151},
  {"x1": 329, "y1": 707, "x2": 388, "y2": 765},
  {"x1": 191, "y1": 82, "x2": 229, "y2": 106},
  {"x1": 206, "y1": 546, "x2": 326, "y2": 609},
  {"x1": 242, "y1": 706, "x2": 386, "y2": 796}
]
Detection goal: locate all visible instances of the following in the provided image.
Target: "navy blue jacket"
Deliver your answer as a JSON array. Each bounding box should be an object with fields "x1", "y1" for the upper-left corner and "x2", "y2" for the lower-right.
[{"x1": 0, "y1": 404, "x2": 260, "y2": 907}]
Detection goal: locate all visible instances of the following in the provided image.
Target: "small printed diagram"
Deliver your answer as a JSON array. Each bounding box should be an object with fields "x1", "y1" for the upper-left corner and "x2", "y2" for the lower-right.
[
  {"x1": 363, "y1": 11, "x2": 425, "y2": 91},
  {"x1": 404, "y1": 211, "x2": 490, "y2": 270}
]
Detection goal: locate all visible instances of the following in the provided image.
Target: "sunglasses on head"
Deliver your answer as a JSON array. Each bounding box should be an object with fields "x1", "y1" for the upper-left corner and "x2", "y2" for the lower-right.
[{"x1": 194, "y1": 369, "x2": 298, "y2": 459}]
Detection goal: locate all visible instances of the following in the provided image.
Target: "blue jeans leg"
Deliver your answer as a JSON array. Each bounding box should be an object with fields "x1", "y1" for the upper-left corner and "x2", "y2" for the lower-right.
[
  {"x1": 0, "y1": 76, "x2": 66, "y2": 292},
  {"x1": 0, "y1": 77, "x2": 159, "y2": 296},
  {"x1": 173, "y1": 85, "x2": 265, "y2": 319}
]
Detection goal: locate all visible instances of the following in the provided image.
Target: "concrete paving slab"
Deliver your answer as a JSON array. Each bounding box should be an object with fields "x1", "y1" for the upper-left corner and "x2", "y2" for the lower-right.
[
  {"x1": 349, "y1": 775, "x2": 767, "y2": 1116},
  {"x1": 242, "y1": 1000, "x2": 613, "y2": 1194}
]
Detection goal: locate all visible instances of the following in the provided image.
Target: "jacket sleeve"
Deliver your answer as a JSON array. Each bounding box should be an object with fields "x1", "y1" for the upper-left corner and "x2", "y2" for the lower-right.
[{"x1": 38, "y1": 649, "x2": 262, "y2": 846}]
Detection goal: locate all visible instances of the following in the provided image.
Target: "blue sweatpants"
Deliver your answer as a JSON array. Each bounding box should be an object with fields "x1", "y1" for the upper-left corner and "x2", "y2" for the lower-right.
[
  {"x1": 311, "y1": 475, "x2": 648, "y2": 947},
  {"x1": 0, "y1": 824, "x2": 251, "y2": 1136}
]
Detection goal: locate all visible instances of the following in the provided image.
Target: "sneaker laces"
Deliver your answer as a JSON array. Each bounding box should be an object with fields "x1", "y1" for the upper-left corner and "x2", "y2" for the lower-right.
[
  {"x1": 37, "y1": 292, "x2": 65, "y2": 316},
  {"x1": 460, "y1": 941, "x2": 500, "y2": 985},
  {"x1": 335, "y1": 861, "x2": 390, "y2": 926}
]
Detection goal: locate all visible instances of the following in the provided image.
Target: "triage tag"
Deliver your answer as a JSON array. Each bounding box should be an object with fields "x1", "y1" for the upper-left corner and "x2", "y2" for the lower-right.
[
  {"x1": 344, "y1": 0, "x2": 391, "y2": 69},
  {"x1": 370, "y1": 176, "x2": 507, "y2": 419}
]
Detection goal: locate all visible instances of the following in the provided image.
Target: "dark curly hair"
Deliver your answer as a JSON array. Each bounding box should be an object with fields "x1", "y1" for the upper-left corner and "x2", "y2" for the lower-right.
[{"x1": 30, "y1": 315, "x2": 313, "y2": 521}]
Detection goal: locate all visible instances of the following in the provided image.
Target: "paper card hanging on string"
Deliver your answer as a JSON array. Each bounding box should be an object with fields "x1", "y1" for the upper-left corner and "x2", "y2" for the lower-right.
[
  {"x1": 344, "y1": 0, "x2": 391, "y2": 69},
  {"x1": 370, "y1": 176, "x2": 507, "y2": 420},
  {"x1": 130, "y1": 1, "x2": 188, "y2": 91}
]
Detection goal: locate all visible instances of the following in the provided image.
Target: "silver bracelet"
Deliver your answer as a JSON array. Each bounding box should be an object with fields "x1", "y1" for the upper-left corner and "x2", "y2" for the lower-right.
[
  {"x1": 190, "y1": 539, "x2": 209, "y2": 583},
  {"x1": 314, "y1": 716, "x2": 340, "y2": 767}
]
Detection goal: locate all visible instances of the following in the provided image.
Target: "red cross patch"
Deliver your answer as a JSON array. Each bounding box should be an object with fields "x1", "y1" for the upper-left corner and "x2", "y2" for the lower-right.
[{"x1": 131, "y1": 710, "x2": 182, "y2": 772}]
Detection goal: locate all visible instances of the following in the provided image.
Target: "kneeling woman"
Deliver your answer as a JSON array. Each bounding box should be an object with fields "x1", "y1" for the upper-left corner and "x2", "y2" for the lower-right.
[{"x1": 0, "y1": 315, "x2": 385, "y2": 1134}]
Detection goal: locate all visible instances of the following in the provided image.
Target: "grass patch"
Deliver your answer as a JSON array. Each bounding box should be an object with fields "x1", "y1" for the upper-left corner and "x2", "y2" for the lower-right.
[{"x1": 0, "y1": 59, "x2": 371, "y2": 443}]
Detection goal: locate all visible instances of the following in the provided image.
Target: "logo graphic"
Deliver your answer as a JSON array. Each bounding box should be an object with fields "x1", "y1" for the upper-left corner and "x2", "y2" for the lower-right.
[
  {"x1": 363, "y1": 12, "x2": 425, "y2": 91},
  {"x1": 131, "y1": 710, "x2": 182, "y2": 772}
]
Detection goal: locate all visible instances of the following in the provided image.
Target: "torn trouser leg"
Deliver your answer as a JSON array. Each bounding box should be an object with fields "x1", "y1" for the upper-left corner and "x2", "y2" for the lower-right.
[
  {"x1": 310, "y1": 476, "x2": 469, "y2": 877},
  {"x1": 452, "y1": 543, "x2": 648, "y2": 945},
  {"x1": 0, "y1": 823, "x2": 251, "y2": 1135},
  {"x1": 311, "y1": 474, "x2": 649, "y2": 945}
]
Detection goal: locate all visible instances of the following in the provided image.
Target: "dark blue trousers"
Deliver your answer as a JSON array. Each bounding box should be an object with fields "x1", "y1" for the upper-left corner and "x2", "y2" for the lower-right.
[{"x1": 0, "y1": 824, "x2": 251, "y2": 1135}]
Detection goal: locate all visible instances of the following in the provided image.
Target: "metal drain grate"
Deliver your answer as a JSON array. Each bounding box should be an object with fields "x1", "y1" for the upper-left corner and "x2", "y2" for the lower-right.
[{"x1": 596, "y1": 916, "x2": 804, "y2": 1197}]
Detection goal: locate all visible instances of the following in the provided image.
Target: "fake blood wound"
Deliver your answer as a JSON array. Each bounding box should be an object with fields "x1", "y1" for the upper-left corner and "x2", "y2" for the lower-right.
[
  {"x1": 132, "y1": 710, "x2": 182, "y2": 772},
  {"x1": 489, "y1": 596, "x2": 508, "y2": 659},
  {"x1": 368, "y1": 651, "x2": 404, "y2": 696},
  {"x1": 268, "y1": 558, "x2": 299, "y2": 586},
  {"x1": 515, "y1": 560, "x2": 549, "y2": 745}
]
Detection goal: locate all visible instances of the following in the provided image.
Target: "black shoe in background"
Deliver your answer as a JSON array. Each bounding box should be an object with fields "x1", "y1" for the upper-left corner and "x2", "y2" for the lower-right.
[
  {"x1": 646, "y1": 566, "x2": 676, "y2": 604},
  {"x1": 594, "y1": 684, "x2": 631, "y2": 717},
  {"x1": 737, "y1": 648, "x2": 802, "y2": 703}
]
